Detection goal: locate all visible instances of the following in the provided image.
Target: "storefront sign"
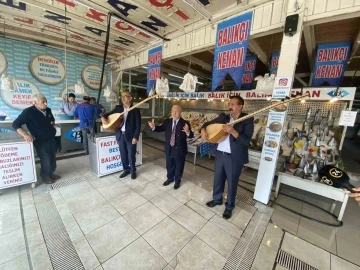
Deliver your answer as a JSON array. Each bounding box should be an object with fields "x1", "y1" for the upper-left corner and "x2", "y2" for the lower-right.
[
  {"x1": 270, "y1": 52, "x2": 280, "y2": 75},
  {"x1": 30, "y1": 54, "x2": 66, "y2": 85},
  {"x1": 164, "y1": 87, "x2": 356, "y2": 101},
  {"x1": 59, "y1": 85, "x2": 89, "y2": 103},
  {"x1": 147, "y1": 45, "x2": 162, "y2": 95},
  {"x1": 212, "y1": 11, "x2": 253, "y2": 91},
  {"x1": 1, "y1": 79, "x2": 41, "y2": 110},
  {"x1": 96, "y1": 134, "x2": 142, "y2": 176},
  {"x1": 0, "y1": 142, "x2": 37, "y2": 189},
  {"x1": 272, "y1": 77, "x2": 293, "y2": 99},
  {"x1": 0, "y1": 51, "x2": 7, "y2": 75},
  {"x1": 241, "y1": 56, "x2": 257, "y2": 89},
  {"x1": 81, "y1": 64, "x2": 107, "y2": 90},
  {"x1": 311, "y1": 42, "x2": 351, "y2": 87}
]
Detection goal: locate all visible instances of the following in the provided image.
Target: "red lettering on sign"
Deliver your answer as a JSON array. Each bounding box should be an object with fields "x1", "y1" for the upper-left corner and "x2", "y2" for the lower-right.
[
  {"x1": 242, "y1": 74, "x2": 253, "y2": 84},
  {"x1": 149, "y1": 67, "x2": 160, "y2": 80},
  {"x1": 56, "y1": 0, "x2": 76, "y2": 7},
  {"x1": 114, "y1": 21, "x2": 134, "y2": 31},
  {"x1": 175, "y1": 9, "x2": 190, "y2": 20},
  {"x1": 317, "y1": 47, "x2": 348, "y2": 62},
  {"x1": 71, "y1": 34, "x2": 84, "y2": 41},
  {"x1": 138, "y1": 32, "x2": 150, "y2": 38},
  {"x1": 149, "y1": 0, "x2": 174, "y2": 8},
  {"x1": 86, "y1": 9, "x2": 107, "y2": 22},
  {"x1": 217, "y1": 21, "x2": 249, "y2": 47},
  {"x1": 315, "y1": 65, "x2": 343, "y2": 78},
  {"x1": 13, "y1": 17, "x2": 34, "y2": 25},
  {"x1": 244, "y1": 60, "x2": 256, "y2": 71},
  {"x1": 44, "y1": 25, "x2": 62, "y2": 31},
  {"x1": 148, "y1": 52, "x2": 162, "y2": 65},
  {"x1": 272, "y1": 56, "x2": 279, "y2": 68},
  {"x1": 217, "y1": 48, "x2": 244, "y2": 70}
]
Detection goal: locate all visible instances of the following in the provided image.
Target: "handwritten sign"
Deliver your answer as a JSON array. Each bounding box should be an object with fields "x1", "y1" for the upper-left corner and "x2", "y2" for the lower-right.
[
  {"x1": 339, "y1": 111, "x2": 357, "y2": 127},
  {"x1": 96, "y1": 134, "x2": 142, "y2": 176},
  {"x1": 1, "y1": 79, "x2": 41, "y2": 110},
  {"x1": 0, "y1": 50, "x2": 7, "y2": 75},
  {"x1": 59, "y1": 85, "x2": 89, "y2": 103},
  {"x1": 81, "y1": 64, "x2": 107, "y2": 90},
  {"x1": 0, "y1": 142, "x2": 37, "y2": 189},
  {"x1": 30, "y1": 54, "x2": 66, "y2": 85}
]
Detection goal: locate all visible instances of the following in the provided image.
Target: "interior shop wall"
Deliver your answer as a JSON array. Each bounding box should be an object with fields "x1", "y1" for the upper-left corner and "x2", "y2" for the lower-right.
[
  {"x1": 0, "y1": 37, "x2": 111, "y2": 119},
  {"x1": 167, "y1": 99, "x2": 231, "y2": 116}
]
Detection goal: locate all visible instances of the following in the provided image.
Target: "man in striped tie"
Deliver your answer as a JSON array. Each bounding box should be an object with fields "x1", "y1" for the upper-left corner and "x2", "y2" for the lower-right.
[{"x1": 148, "y1": 105, "x2": 193, "y2": 189}]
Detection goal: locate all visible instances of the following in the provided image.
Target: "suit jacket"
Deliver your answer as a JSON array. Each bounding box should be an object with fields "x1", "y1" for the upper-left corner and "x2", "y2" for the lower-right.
[
  {"x1": 201, "y1": 112, "x2": 254, "y2": 165},
  {"x1": 104, "y1": 105, "x2": 141, "y2": 142},
  {"x1": 153, "y1": 117, "x2": 194, "y2": 157}
]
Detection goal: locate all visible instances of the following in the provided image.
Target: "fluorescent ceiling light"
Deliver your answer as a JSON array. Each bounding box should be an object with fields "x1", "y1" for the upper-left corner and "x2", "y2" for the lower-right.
[
  {"x1": 197, "y1": 81, "x2": 203, "y2": 85},
  {"x1": 142, "y1": 66, "x2": 148, "y2": 69},
  {"x1": 183, "y1": 0, "x2": 212, "y2": 20},
  {"x1": 169, "y1": 82, "x2": 180, "y2": 86},
  {"x1": 169, "y1": 73, "x2": 183, "y2": 79},
  {"x1": 123, "y1": 71, "x2": 137, "y2": 76}
]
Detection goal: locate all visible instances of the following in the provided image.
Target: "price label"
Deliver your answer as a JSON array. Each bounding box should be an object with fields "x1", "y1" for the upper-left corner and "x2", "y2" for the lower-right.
[{"x1": 339, "y1": 111, "x2": 357, "y2": 127}]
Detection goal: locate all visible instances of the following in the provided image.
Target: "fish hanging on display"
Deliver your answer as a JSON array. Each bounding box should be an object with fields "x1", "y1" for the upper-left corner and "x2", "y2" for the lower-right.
[
  {"x1": 287, "y1": 137, "x2": 293, "y2": 148},
  {"x1": 302, "y1": 119, "x2": 308, "y2": 131},
  {"x1": 288, "y1": 128, "x2": 295, "y2": 140},
  {"x1": 327, "y1": 135, "x2": 335, "y2": 146},
  {"x1": 312, "y1": 161, "x2": 319, "y2": 174},
  {"x1": 295, "y1": 128, "x2": 302, "y2": 139},
  {"x1": 324, "y1": 125, "x2": 330, "y2": 136},
  {"x1": 324, "y1": 156, "x2": 329, "y2": 166},
  {"x1": 304, "y1": 162, "x2": 310, "y2": 176},
  {"x1": 307, "y1": 128, "x2": 312, "y2": 138},
  {"x1": 311, "y1": 119, "x2": 316, "y2": 129},
  {"x1": 321, "y1": 130, "x2": 326, "y2": 142},
  {"x1": 306, "y1": 108, "x2": 312, "y2": 119},
  {"x1": 315, "y1": 136, "x2": 320, "y2": 147},
  {"x1": 287, "y1": 118, "x2": 293, "y2": 130},
  {"x1": 281, "y1": 132, "x2": 288, "y2": 144},
  {"x1": 303, "y1": 140, "x2": 310, "y2": 151},
  {"x1": 328, "y1": 109, "x2": 333, "y2": 121},
  {"x1": 316, "y1": 125, "x2": 321, "y2": 137},
  {"x1": 314, "y1": 109, "x2": 320, "y2": 122},
  {"x1": 289, "y1": 151, "x2": 296, "y2": 163},
  {"x1": 317, "y1": 146, "x2": 324, "y2": 158},
  {"x1": 259, "y1": 135, "x2": 265, "y2": 146},
  {"x1": 319, "y1": 117, "x2": 326, "y2": 129},
  {"x1": 294, "y1": 168, "x2": 305, "y2": 178},
  {"x1": 299, "y1": 154, "x2": 306, "y2": 169}
]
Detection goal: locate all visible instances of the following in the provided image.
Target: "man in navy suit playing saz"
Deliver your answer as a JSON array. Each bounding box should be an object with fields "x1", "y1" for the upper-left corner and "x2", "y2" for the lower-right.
[{"x1": 148, "y1": 105, "x2": 193, "y2": 190}]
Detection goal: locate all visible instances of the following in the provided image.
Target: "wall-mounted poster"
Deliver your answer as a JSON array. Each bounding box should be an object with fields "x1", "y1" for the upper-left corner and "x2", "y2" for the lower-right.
[
  {"x1": 29, "y1": 54, "x2": 66, "y2": 85},
  {"x1": 59, "y1": 85, "x2": 89, "y2": 103},
  {"x1": 81, "y1": 64, "x2": 107, "y2": 90},
  {"x1": 0, "y1": 51, "x2": 7, "y2": 75},
  {"x1": 1, "y1": 79, "x2": 41, "y2": 110}
]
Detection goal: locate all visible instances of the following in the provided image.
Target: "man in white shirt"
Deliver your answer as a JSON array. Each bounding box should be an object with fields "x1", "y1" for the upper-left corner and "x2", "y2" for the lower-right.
[{"x1": 201, "y1": 96, "x2": 254, "y2": 219}]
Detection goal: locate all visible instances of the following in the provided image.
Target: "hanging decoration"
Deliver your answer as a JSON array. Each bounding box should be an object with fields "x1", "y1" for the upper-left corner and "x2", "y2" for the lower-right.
[
  {"x1": 1, "y1": 73, "x2": 18, "y2": 91},
  {"x1": 254, "y1": 73, "x2": 276, "y2": 94}
]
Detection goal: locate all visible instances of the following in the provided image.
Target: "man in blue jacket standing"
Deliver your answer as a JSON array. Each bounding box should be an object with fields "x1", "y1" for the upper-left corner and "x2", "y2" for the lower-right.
[
  {"x1": 73, "y1": 96, "x2": 101, "y2": 155},
  {"x1": 102, "y1": 91, "x2": 141, "y2": 179},
  {"x1": 201, "y1": 96, "x2": 254, "y2": 219}
]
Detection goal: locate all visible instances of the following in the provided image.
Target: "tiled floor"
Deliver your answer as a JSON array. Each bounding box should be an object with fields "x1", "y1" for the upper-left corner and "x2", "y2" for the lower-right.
[{"x1": 0, "y1": 139, "x2": 359, "y2": 270}]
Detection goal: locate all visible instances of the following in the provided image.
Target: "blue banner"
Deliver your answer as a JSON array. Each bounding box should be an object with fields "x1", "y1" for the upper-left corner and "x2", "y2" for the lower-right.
[
  {"x1": 241, "y1": 56, "x2": 257, "y2": 89},
  {"x1": 211, "y1": 11, "x2": 253, "y2": 91},
  {"x1": 311, "y1": 42, "x2": 351, "y2": 87},
  {"x1": 270, "y1": 52, "x2": 279, "y2": 75},
  {"x1": 147, "y1": 45, "x2": 162, "y2": 95}
]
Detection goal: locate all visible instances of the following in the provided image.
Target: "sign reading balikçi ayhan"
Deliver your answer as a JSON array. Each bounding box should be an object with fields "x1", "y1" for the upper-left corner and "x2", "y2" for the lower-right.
[
  {"x1": 30, "y1": 54, "x2": 66, "y2": 85},
  {"x1": 81, "y1": 64, "x2": 108, "y2": 90},
  {"x1": 147, "y1": 45, "x2": 163, "y2": 95}
]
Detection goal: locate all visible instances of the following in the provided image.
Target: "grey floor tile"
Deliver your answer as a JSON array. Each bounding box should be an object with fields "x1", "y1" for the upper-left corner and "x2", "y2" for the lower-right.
[
  {"x1": 185, "y1": 200, "x2": 215, "y2": 220},
  {"x1": 0, "y1": 196, "x2": 20, "y2": 215},
  {"x1": 231, "y1": 208, "x2": 254, "y2": 230},
  {"x1": 0, "y1": 229, "x2": 26, "y2": 265},
  {"x1": 143, "y1": 218, "x2": 193, "y2": 263},
  {"x1": 62, "y1": 216, "x2": 84, "y2": 242},
  {"x1": 151, "y1": 192, "x2": 183, "y2": 215},
  {"x1": 181, "y1": 186, "x2": 212, "y2": 205},
  {"x1": 21, "y1": 193, "x2": 34, "y2": 207},
  {"x1": 134, "y1": 183, "x2": 165, "y2": 200},
  {"x1": 163, "y1": 265, "x2": 174, "y2": 270},
  {"x1": 209, "y1": 215, "x2": 243, "y2": 239},
  {"x1": 261, "y1": 223, "x2": 284, "y2": 252},
  {"x1": 197, "y1": 222, "x2": 237, "y2": 259},
  {"x1": 336, "y1": 224, "x2": 360, "y2": 246},
  {"x1": 271, "y1": 210, "x2": 299, "y2": 235},
  {"x1": 0, "y1": 210, "x2": 22, "y2": 236},
  {"x1": 108, "y1": 191, "x2": 148, "y2": 215},
  {"x1": 236, "y1": 200, "x2": 257, "y2": 215},
  {"x1": 86, "y1": 217, "x2": 139, "y2": 263},
  {"x1": 94, "y1": 266, "x2": 103, "y2": 270},
  {"x1": 66, "y1": 190, "x2": 106, "y2": 214},
  {"x1": 0, "y1": 255, "x2": 29, "y2": 270},
  {"x1": 25, "y1": 220, "x2": 44, "y2": 248},
  {"x1": 97, "y1": 182, "x2": 131, "y2": 200},
  {"x1": 331, "y1": 254, "x2": 360, "y2": 270},
  {"x1": 29, "y1": 243, "x2": 52, "y2": 270},
  {"x1": 102, "y1": 237, "x2": 167, "y2": 270},
  {"x1": 151, "y1": 178, "x2": 174, "y2": 191},
  {"x1": 251, "y1": 244, "x2": 277, "y2": 270},
  {"x1": 281, "y1": 232, "x2": 330, "y2": 270},
  {"x1": 124, "y1": 202, "x2": 166, "y2": 235},
  {"x1": 337, "y1": 236, "x2": 360, "y2": 266},
  {"x1": 73, "y1": 237, "x2": 100, "y2": 270},
  {"x1": 141, "y1": 172, "x2": 157, "y2": 181},
  {"x1": 170, "y1": 205, "x2": 207, "y2": 234},
  {"x1": 167, "y1": 189, "x2": 190, "y2": 204},
  {"x1": 55, "y1": 203, "x2": 73, "y2": 221},
  {"x1": 174, "y1": 236, "x2": 226, "y2": 270},
  {"x1": 74, "y1": 202, "x2": 120, "y2": 234},
  {"x1": 208, "y1": 204, "x2": 241, "y2": 223},
  {"x1": 88, "y1": 175, "x2": 119, "y2": 189},
  {"x1": 59, "y1": 181, "x2": 95, "y2": 200},
  {"x1": 120, "y1": 175, "x2": 149, "y2": 189},
  {"x1": 0, "y1": 187, "x2": 19, "y2": 199},
  {"x1": 22, "y1": 205, "x2": 38, "y2": 224},
  {"x1": 175, "y1": 180, "x2": 195, "y2": 193}
]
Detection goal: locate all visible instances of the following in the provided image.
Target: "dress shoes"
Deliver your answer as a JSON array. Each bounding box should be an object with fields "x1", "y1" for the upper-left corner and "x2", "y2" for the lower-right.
[
  {"x1": 131, "y1": 172, "x2": 136, "y2": 180},
  {"x1": 206, "y1": 200, "x2": 223, "y2": 208},
  {"x1": 162, "y1": 180, "x2": 174, "y2": 186},
  {"x1": 174, "y1": 182, "x2": 181, "y2": 190},
  {"x1": 50, "y1": 174, "x2": 61, "y2": 180},
  {"x1": 223, "y1": 209, "x2": 233, "y2": 219},
  {"x1": 42, "y1": 176, "x2": 54, "y2": 184},
  {"x1": 119, "y1": 171, "x2": 130, "y2": 178}
]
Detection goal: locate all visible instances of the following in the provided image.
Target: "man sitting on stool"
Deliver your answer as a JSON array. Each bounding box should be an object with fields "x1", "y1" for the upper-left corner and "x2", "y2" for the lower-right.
[
  {"x1": 200, "y1": 96, "x2": 254, "y2": 219},
  {"x1": 102, "y1": 91, "x2": 141, "y2": 180},
  {"x1": 13, "y1": 94, "x2": 60, "y2": 184},
  {"x1": 148, "y1": 105, "x2": 193, "y2": 189}
]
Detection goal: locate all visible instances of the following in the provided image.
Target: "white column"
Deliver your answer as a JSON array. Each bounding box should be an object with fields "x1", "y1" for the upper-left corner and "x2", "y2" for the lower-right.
[{"x1": 253, "y1": 0, "x2": 305, "y2": 204}]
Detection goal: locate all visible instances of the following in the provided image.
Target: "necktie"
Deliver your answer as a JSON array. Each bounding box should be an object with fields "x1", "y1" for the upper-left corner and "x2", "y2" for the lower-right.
[{"x1": 170, "y1": 120, "x2": 176, "y2": 147}]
